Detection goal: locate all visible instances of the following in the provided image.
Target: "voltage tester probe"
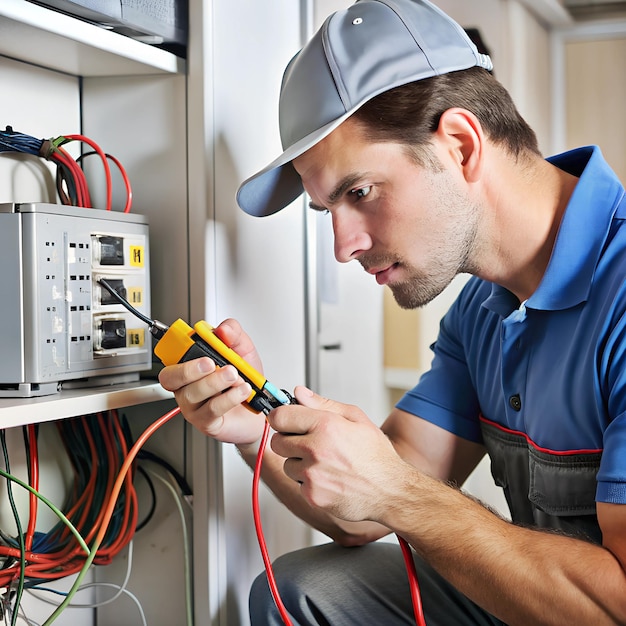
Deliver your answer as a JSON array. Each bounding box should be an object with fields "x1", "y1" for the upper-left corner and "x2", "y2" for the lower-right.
[
  {"x1": 98, "y1": 278, "x2": 426, "y2": 626},
  {"x1": 97, "y1": 278, "x2": 295, "y2": 414}
]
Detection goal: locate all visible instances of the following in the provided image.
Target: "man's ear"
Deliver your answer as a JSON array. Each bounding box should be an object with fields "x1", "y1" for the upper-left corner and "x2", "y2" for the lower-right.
[{"x1": 435, "y1": 108, "x2": 484, "y2": 183}]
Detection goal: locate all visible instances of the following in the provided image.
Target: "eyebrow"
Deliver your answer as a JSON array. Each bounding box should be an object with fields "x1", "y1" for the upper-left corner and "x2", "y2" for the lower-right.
[{"x1": 308, "y1": 173, "x2": 365, "y2": 212}]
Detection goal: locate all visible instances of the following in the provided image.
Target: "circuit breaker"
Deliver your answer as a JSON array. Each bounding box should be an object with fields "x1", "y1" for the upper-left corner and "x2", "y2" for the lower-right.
[{"x1": 0, "y1": 202, "x2": 152, "y2": 397}]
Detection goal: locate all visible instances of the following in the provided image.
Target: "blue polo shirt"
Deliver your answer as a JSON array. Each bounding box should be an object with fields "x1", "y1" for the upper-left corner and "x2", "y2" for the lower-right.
[{"x1": 396, "y1": 146, "x2": 626, "y2": 513}]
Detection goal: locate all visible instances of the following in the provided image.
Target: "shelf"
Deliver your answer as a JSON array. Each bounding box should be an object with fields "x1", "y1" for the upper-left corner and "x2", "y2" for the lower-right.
[
  {"x1": 0, "y1": 0, "x2": 185, "y2": 77},
  {"x1": 0, "y1": 380, "x2": 174, "y2": 429},
  {"x1": 384, "y1": 367, "x2": 423, "y2": 391}
]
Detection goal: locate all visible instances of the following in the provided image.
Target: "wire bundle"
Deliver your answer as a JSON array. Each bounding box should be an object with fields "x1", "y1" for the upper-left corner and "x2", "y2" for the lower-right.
[
  {"x1": 0, "y1": 126, "x2": 132, "y2": 213},
  {"x1": 0, "y1": 411, "x2": 139, "y2": 623}
]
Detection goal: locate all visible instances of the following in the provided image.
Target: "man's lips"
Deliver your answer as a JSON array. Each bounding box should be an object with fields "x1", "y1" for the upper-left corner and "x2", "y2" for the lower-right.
[{"x1": 366, "y1": 263, "x2": 398, "y2": 285}]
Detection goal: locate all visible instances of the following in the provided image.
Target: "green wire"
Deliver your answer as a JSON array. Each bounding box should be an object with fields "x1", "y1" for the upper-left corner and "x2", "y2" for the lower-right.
[
  {"x1": 0, "y1": 467, "x2": 89, "y2": 555},
  {"x1": 43, "y1": 406, "x2": 183, "y2": 625},
  {"x1": 1, "y1": 431, "x2": 25, "y2": 626},
  {"x1": 42, "y1": 538, "x2": 102, "y2": 625}
]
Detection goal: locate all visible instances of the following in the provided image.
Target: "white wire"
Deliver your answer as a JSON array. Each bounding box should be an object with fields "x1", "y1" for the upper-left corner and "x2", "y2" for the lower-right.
[
  {"x1": 4, "y1": 602, "x2": 41, "y2": 626},
  {"x1": 26, "y1": 583, "x2": 146, "y2": 626},
  {"x1": 17, "y1": 466, "x2": 192, "y2": 626},
  {"x1": 27, "y1": 541, "x2": 133, "y2": 608},
  {"x1": 72, "y1": 584, "x2": 146, "y2": 626},
  {"x1": 145, "y1": 468, "x2": 193, "y2": 626},
  {"x1": 72, "y1": 539, "x2": 135, "y2": 607},
  {"x1": 25, "y1": 541, "x2": 147, "y2": 625}
]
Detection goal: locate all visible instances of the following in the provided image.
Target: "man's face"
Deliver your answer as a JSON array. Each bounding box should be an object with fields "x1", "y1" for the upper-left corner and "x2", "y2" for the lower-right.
[{"x1": 292, "y1": 119, "x2": 482, "y2": 309}]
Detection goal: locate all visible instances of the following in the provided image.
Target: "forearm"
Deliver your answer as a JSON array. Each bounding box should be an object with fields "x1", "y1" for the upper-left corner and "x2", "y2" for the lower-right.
[
  {"x1": 383, "y1": 468, "x2": 626, "y2": 626},
  {"x1": 237, "y1": 438, "x2": 390, "y2": 546}
]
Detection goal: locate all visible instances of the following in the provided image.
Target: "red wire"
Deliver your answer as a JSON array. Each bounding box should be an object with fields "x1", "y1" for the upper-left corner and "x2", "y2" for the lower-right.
[
  {"x1": 91, "y1": 407, "x2": 180, "y2": 551},
  {"x1": 50, "y1": 149, "x2": 90, "y2": 208},
  {"x1": 97, "y1": 411, "x2": 137, "y2": 560},
  {"x1": 64, "y1": 134, "x2": 112, "y2": 211},
  {"x1": 43, "y1": 133, "x2": 131, "y2": 212},
  {"x1": 26, "y1": 424, "x2": 39, "y2": 553},
  {"x1": 398, "y1": 535, "x2": 427, "y2": 626},
  {"x1": 75, "y1": 151, "x2": 133, "y2": 213},
  {"x1": 251, "y1": 420, "x2": 427, "y2": 626},
  {"x1": 6, "y1": 400, "x2": 427, "y2": 626},
  {"x1": 104, "y1": 153, "x2": 133, "y2": 213},
  {"x1": 0, "y1": 410, "x2": 145, "y2": 587},
  {"x1": 57, "y1": 145, "x2": 91, "y2": 207},
  {"x1": 253, "y1": 419, "x2": 294, "y2": 625}
]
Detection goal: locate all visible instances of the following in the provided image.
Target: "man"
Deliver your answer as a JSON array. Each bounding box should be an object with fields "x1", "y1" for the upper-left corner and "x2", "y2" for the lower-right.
[{"x1": 159, "y1": 0, "x2": 626, "y2": 624}]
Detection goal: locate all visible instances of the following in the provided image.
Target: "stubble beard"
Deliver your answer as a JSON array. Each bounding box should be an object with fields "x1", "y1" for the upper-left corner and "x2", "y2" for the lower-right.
[
  {"x1": 388, "y1": 209, "x2": 480, "y2": 310},
  {"x1": 389, "y1": 269, "x2": 456, "y2": 310}
]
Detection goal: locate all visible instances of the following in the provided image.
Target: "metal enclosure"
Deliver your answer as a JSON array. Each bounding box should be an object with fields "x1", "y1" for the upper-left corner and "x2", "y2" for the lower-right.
[{"x1": 0, "y1": 202, "x2": 151, "y2": 396}]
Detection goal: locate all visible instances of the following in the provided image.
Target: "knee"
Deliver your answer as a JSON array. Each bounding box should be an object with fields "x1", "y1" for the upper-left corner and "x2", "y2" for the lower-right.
[{"x1": 249, "y1": 569, "x2": 275, "y2": 625}]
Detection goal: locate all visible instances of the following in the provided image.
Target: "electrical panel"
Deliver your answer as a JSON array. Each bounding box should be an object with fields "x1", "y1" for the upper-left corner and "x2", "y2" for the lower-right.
[{"x1": 0, "y1": 202, "x2": 152, "y2": 397}]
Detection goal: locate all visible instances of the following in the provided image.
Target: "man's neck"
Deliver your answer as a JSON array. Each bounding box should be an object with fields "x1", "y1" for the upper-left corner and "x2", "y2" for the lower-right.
[{"x1": 476, "y1": 154, "x2": 579, "y2": 302}]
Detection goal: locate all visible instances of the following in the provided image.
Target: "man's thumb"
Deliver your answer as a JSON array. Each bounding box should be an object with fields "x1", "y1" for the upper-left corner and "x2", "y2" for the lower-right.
[{"x1": 292, "y1": 386, "x2": 363, "y2": 421}]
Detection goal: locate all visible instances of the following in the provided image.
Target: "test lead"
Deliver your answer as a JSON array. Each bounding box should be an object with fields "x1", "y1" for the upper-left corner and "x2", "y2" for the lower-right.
[
  {"x1": 98, "y1": 278, "x2": 168, "y2": 339},
  {"x1": 97, "y1": 279, "x2": 295, "y2": 413}
]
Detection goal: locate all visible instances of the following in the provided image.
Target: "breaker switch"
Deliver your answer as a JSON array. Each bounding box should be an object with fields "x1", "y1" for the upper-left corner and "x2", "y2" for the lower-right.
[
  {"x1": 95, "y1": 236, "x2": 124, "y2": 265},
  {"x1": 99, "y1": 319, "x2": 127, "y2": 350},
  {"x1": 99, "y1": 279, "x2": 127, "y2": 305}
]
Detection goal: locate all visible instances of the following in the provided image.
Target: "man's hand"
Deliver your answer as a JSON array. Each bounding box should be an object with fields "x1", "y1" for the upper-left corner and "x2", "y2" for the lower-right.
[
  {"x1": 269, "y1": 386, "x2": 409, "y2": 523},
  {"x1": 158, "y1": 318, "x2": 266, "y2": 446}
]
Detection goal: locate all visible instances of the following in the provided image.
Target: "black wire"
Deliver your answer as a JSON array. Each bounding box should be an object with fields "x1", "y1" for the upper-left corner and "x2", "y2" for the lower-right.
[
  {"x1": 20, "y1": 424, "x2": 39, "y2": 487},
  {"x1": 134, "y1": 466, "x2": 157, "y2": 532},
  {"x1": 120, "y1": 413, "x2": 192, "y2": 496},
  {"x1": 137, "y1": 450, "x2": 193, "y2": 496},
  {"x1": 98, "y1": 278, "x2": 154, "y2": 327},
  {"x1": 21, "y1": 427, "x2": 31, "y2": 486},
  {"x1": 55, "y1": 160, "x2": 79, "y2": 206}
]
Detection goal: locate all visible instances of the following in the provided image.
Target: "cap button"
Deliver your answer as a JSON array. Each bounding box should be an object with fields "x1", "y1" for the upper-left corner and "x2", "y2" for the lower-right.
[{"x1": 352, "y1": 17, "x2": 363, "y2": 25}]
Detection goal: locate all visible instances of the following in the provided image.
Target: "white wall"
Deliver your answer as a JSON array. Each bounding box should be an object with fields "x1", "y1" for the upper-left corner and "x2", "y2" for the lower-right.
[{"x1": 208, "y1": 2, "x2": 311, "y2": 623}]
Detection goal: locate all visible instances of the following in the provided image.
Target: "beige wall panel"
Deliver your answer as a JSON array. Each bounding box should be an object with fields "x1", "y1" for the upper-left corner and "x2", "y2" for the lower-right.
[
  {"x1": 383, "y1": 289, "x2": 421, "y2": 371},
  {"x1": 565, "y1": 37, "x2": 626, "y2": 181}
]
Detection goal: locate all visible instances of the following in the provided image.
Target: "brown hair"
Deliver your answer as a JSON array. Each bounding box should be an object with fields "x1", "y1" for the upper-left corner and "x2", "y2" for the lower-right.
[{"x1": 351, "y1": 67, "x2": 541, "y2": 165}]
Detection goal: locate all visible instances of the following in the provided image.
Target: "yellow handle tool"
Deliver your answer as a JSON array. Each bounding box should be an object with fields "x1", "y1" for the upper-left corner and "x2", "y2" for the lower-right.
[
  {"x1": 97, "y1": 279, "x2": 294, "y2": 415},
  {"x1": 154, "y1": 319, "x2": 293, "y2": 414}
]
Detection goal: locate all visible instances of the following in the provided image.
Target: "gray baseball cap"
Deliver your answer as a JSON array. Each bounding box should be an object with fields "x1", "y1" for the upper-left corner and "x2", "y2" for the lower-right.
[{"x1": 236, "y1": 0, "x2": 493, "y2": 217}]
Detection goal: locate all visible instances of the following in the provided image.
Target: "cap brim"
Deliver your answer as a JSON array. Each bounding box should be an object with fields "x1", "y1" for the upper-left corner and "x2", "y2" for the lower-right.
[{"x1": 237, "y1": 109, "x2": 355, "y2": 217}]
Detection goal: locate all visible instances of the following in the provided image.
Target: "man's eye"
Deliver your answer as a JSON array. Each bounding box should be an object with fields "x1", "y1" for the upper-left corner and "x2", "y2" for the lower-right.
[{"x1": 350, "y1": 186, "x2": 371, "y2": 200}]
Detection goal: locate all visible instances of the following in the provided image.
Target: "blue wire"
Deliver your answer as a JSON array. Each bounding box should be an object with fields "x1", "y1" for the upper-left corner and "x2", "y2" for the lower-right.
[{"x1": 0, "y1": 127, "x2": 44, "y2": 155}]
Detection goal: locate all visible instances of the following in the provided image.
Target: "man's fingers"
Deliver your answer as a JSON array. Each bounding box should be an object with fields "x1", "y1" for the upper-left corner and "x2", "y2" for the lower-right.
[{"x1": 158, "y1": 357, "x2": 216, "y2": 391}]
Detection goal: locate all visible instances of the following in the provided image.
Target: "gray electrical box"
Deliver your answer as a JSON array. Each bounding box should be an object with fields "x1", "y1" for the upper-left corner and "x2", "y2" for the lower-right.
[{"x1": 0, "y1": 203, "x2": 152, "y2": 397}]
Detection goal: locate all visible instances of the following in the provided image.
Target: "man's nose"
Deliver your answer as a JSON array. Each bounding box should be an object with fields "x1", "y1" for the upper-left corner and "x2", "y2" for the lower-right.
[{"x1": 332, "y1": 212, "x2": 372, "y2": 263}]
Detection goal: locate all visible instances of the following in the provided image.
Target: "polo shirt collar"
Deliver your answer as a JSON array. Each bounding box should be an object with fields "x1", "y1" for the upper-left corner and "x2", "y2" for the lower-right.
[{"x1": 484, "y1": 146, "x2": 624, "y2": 316}]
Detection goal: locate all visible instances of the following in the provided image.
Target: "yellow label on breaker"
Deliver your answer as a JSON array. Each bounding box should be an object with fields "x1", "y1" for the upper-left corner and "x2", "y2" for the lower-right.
[
  {"x1": 130, "y1": 246, "x2": 144, "y2": 267},
  {"x1": 128, "y1": 287, "x2": 143, "y2": 306},
  {"x1": 127, "y1": 328, "x2": 145, "y2": 347}
]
